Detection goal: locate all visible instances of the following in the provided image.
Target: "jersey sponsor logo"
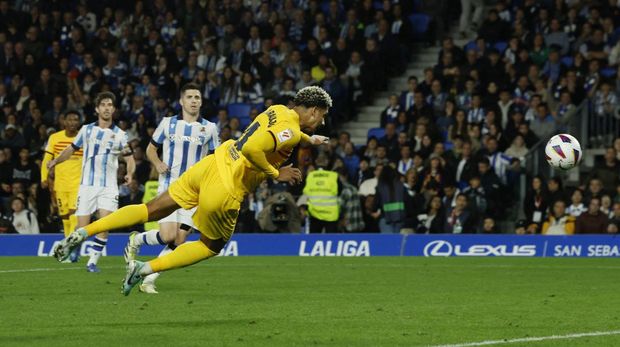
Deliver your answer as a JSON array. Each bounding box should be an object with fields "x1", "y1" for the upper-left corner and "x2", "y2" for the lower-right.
[
  {"x1": 298, "y1": 240, "x2": 370, "y2": 256},
  {"x1": 423, "y1": 240, "x2": 537, "y2": 256},
  {"x1": 167, "y1": 134, "x2": 205, "y2": 144},
  {"x1": 277, "y1": 128, "x2": 292, "y2": 143},
  {"x1": 266, "y1": 109, "x2": 277, "y2": 127}
]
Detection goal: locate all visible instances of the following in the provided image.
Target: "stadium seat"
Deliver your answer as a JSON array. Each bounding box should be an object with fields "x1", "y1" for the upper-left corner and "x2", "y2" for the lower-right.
[
  {"x1": 227, "y1": 103, "x2": 251, "y2": 118},
  {"x1": 408, "y1": 14, "x2": 431, "y2": 38},
  {"x1": 238, "y1": 115, "x2": 253, "y2": 129},
  {"x1": 373, "y1": 1, "x2": 383, "y2": 10},
  {"x1": 560, "y1": 56, "x2": 574, "y2": 67},
  {"x1": 444, "y1": 141, "x2": 454, "y2": 151},
  {"x1": 494, "y1": 41, "x2": 508, "y2": 54},
  {"x1": 464, "y1": 40, "x2": 477, "y2": 52},
  {"x1": 367, "y1": 127, "x2": 386, "y2": 140},
  {"x1": 600, "y1": 67, "x2": 616, "y2": 78}
]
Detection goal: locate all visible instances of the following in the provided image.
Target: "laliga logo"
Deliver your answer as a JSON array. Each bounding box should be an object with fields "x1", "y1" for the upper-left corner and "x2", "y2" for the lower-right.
[{"x1": 423, "y1": 240, "x2": 537, "y2": 257}]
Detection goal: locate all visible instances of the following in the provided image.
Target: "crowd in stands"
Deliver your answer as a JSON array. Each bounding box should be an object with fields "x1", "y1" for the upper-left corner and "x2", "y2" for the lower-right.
[{"x1": 0, "y1": 0, "x2": 618, "y2": 235}]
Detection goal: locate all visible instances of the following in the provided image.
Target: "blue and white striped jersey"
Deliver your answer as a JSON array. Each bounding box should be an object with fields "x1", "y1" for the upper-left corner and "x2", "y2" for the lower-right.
[
  {"x1": 72, "y1": 122, "x2": 129, "y2": 189},
  {"x1": 151, "y1": 115, "x2": 220, "y2": 191}
]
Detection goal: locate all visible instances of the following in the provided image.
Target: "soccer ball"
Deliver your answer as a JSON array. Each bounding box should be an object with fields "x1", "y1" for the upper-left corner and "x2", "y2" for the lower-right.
[{"x1": 545, "y1": 134, "x2": 582, "y2": 170}]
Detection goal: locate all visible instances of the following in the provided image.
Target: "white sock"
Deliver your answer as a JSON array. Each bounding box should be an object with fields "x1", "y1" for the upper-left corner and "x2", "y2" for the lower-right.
[
  {"x1": 87, "y1": 236, "x2": 107, "y2": 266},
  {"x1": 142, "y1": 246, "x2": 173, "y2": 284},
  {"x1": 135, "y1": 229, "x2": 166, "y2": 247}
]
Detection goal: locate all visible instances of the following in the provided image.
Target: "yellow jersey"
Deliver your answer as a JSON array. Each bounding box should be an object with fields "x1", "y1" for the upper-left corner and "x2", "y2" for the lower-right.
[
  {"x1": 41, "y1": 130, "x2": 83, "y2": 192},
  {"x1": 214, "y1": 105, "x2": 310, "y2": 199}
]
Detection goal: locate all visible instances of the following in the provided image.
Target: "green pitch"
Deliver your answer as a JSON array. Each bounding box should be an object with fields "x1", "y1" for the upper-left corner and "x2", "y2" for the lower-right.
[{"x1": 1, "y1": 257, "x2": 619, "y2": 347}]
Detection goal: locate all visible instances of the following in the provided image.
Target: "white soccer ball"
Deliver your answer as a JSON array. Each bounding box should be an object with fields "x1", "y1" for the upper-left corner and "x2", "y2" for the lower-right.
[{"x1": 545, "y1": 134, "x2": 582, "y2": 170}]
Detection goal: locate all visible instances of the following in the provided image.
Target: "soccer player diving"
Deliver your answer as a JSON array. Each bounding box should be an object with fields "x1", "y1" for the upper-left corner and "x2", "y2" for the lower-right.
[{"x1": 52, "y1": 86, "x2": 332, "y2": 295}]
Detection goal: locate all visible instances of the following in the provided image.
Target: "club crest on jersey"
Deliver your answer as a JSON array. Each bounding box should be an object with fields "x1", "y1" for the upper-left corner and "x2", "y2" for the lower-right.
[
  {"x1": 277, "y1": 129, "x2": 292, "y2": 143},
  {"x1": 111, "y1": 134, "x2": 116, "y2": 139},
  {"x1": 200, "y1": 127, "x2": 206, "y2": 133}
]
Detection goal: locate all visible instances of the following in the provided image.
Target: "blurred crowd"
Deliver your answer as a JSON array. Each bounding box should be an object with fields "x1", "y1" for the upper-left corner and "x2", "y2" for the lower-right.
[{"x1": 0, "y1": 0, "x2": 618, "y2": 235}]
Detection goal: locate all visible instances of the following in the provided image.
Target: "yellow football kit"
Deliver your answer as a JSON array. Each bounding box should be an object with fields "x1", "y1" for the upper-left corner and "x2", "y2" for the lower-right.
[
  {"x1": 168, "y1": 104, "x2": 309, "y2": 241},
  {"x1": 41, "y1": 130, "x2": 83, "y2": 236}
]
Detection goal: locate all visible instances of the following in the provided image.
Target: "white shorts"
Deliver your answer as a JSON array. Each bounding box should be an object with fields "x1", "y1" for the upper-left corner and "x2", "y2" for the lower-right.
[
  {"x1": 75, "y1": 185, "x2": 119, "y2": 216},
  {"x1": 158, "y1": 207, "x2": 196, "y2": 228}
]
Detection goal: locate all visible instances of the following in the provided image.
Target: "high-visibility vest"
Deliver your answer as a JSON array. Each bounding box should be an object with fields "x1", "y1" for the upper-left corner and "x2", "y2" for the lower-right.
[
  {"x1": 303, "y1": 169, "x2": 339, "y2": 222},
  {"x1": 142, "y1": 181, "x2": 159, "y2": 230}
]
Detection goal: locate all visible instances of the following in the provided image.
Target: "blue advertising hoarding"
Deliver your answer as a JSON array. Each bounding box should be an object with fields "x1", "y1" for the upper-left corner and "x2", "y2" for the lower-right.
[{"x1": 0, "y1": 234, "x2": 618, "y2": 257}]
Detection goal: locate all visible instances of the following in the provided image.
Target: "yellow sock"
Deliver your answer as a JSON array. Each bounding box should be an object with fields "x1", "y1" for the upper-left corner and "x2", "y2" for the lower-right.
[
  {"x1": 69, "y1": 214, "x2": 77, "y2": 235},
  {"x1": 149, "y1": 241, "x2": 217, "y2": 273},
  {"x1": 61, "y1": 218, "x2": 71, "y2": 237},
  {"x1": 84, "y1": 204, "x2": 149, "y2": 236}
]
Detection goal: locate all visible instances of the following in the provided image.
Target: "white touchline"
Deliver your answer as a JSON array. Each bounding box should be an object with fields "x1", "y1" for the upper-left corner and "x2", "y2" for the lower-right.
[
  {"x1": 430, "y1": 330, "x2": 620, "y2": 347},
  {"x1": 0, "y1": 266, "x2": 122, "y2": 274}
]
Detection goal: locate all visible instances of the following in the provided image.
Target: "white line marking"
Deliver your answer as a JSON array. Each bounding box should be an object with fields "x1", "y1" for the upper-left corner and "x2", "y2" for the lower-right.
[
  {"x1": 0, "y1": 266, "x2": 122, "y2": 273},
  {"x1": 430, "y1": 330, "x2": 620, "y2": 347}
]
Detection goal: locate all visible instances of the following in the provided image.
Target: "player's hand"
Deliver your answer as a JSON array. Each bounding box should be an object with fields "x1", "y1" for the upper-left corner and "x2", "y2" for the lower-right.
[
  {"x1": 124, "y1": 174, "x2": 133, "y2": 185},
  {"x1": 309, "y1": 135, "x2": 329, "y2": 146},
  {"x1": 47, "y1": 160, "x2": 56, "y2": 169},
  {"x1": 41, "y1": 181, "x2": 48, "y2": 189},
  {"x1": 155, "y1": 162, "x2": 169, "y2": 174},
  {"x1": 276, "y1": 164, "x2": 302, "y2": 185}
]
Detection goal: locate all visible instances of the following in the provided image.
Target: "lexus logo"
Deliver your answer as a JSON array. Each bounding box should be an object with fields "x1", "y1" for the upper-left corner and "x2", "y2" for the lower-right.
[{"x1": 424, "y1": 240, "x2": 453, "y2": 257}]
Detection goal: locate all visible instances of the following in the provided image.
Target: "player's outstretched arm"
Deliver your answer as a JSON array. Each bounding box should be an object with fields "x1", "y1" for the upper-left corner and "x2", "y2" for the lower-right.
[
  {"x1": 122, "y1": 146, "x2": 136, "y2": 185},
  {"x1": 47, "y1": 146, "x2": 75, "y2": 169}
]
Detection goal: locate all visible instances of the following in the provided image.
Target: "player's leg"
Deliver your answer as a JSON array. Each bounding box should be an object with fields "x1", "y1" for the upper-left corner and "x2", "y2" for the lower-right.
[
  {"x1": 85, "y1": 208, "x2": 112, "y2": 273},
  {"x1": 126, "y1": 220, "x2": 178, "y2": 262},
  {"x1": 54, "y1": 192, "x2": 182, "y2": 262},
  {"x1": 123, "y1": 163, "x2": 238, "y2": 295},
  {"x1": 140, "y1": 213, "x2": 193, "y2": 293},
  {"x1": 55, "y1": 191, "x2": 71, "y2": 237},
  {"x1": 82, "y1": 192, "x2": 180, "y2": 237},
  {"x1": 53, "y1": 186, "x2": 95, "y2": 262}
]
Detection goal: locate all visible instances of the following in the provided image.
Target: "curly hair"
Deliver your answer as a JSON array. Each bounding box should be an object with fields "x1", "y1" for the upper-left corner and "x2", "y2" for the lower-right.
[
  {"x1": 94, "y1": 91, "x2": 116, "y2": 107},
  {"x1": 293, "y1": 86, "x2": 333, "y2": 109}
]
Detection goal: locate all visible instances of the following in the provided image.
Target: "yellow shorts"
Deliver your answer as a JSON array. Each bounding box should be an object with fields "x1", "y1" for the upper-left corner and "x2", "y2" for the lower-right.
[
  {"x1": 168, "y1": 155, "x2": 241, "y2": 241},
  {"x1": 55, "y1": 190, "x2": 78, "y2": 217}
]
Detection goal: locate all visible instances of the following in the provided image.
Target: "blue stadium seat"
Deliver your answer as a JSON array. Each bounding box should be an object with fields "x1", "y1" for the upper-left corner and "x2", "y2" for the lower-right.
[
  {"x1": 494, "y1": 41, "x2": 508, "y2": 54},
  {"x1": 408, "y1": 14, "x2": 431, "y2": 38},
  {"x1": 367, "y1": 127, "x2": 385, "y2": 140},
  {"x1": 227, "y1": 103, "x2": 251, "y2": 118},
  {"x1": 560, "y1": 56, "x2": 574, "y2": 67},
  {"x1": 238, "y1": 115, "x2": 253, "y2": 129},
  {"x1": 600, "y1": 67, "x2": 616, "y2": 78},
  {"x1": 464, "y1": 40, "x2": 477, "y2": 52},
  {"x1": 444, "y1": 141, "x2": 454, "y2": 151},
  {"x1": 373, "y1": 1, "x2": 383, "y2": 10}
]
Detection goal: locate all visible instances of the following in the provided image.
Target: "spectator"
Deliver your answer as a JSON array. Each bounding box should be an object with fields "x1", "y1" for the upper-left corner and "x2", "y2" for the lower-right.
[
  {"x1": 524, "y1": 175, "x2": 549, "y2": 230},
  {"x1": 336, "y1": 167, "x2": 364, "y2": 233},
  {"x1": 380, "y1": 94, "x2": 402, "y2": 127},
  {"x1": 9, "y1": 196, "x2": 39, "y2": 234},
  {"x1": 444, "y1": 193, "x2": 478, "y2": 233},
  {"x1": 586, "y1": 148, "x2": 619, "y2": 190},
  {"x1": 11, "y1": 148, "x2": 39, "y2": 188},
  {"x1": 415, "y1": 195, "x2": 445, "y2": 234},
  {"x1": 371, "y1": 166, "x2": 408, "y2": 234},
  {"x1": 481, "y1": 216, "x2": 497, "y2": 234},
  {"x1": 575, "y1": 197, "x2": 609, "y2": 234},
  {"x1": 567, "y1": 189, "x2": 587, "y2": 218},
  {"x1": 547, "y1": 176, "x2": 568, "y2": 206},
  {"x1": 608, "y1": 202, "x2": 620, "y2": 233},
  {"x1": 542, "y1": 200, "x2": 575, "y2": 235}
]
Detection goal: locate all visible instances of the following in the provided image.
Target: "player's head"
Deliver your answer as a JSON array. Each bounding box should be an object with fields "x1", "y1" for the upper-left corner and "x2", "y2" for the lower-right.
[
  {"x1": 292, "y1": 86, "x2": 332, "y2": 133},
  {"x1": 94, "y1": 91, "x2": 116, "y2": 121},
  {"x1": 64, "y1": 110, "x2": 81, "y2": 132},
  {"x1": 179, "y1": 82, "x2": 202, "y2": 117}
]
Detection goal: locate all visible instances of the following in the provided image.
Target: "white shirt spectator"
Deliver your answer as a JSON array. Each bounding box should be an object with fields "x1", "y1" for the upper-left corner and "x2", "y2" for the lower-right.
[{"x1": 10, "y1": 209, "x2": 39, "y2": 234}]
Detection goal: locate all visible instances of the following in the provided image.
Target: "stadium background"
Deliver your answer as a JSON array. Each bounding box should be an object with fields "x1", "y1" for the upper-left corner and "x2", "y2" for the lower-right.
[{"x1": 0, "y1": 0, "x2": 618, "y2": 236}]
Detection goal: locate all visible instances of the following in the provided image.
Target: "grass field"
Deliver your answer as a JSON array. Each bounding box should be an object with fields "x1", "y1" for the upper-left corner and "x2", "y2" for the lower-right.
[{"x1": 1, "y1": 256, "x2": 619, "y2": 346}]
